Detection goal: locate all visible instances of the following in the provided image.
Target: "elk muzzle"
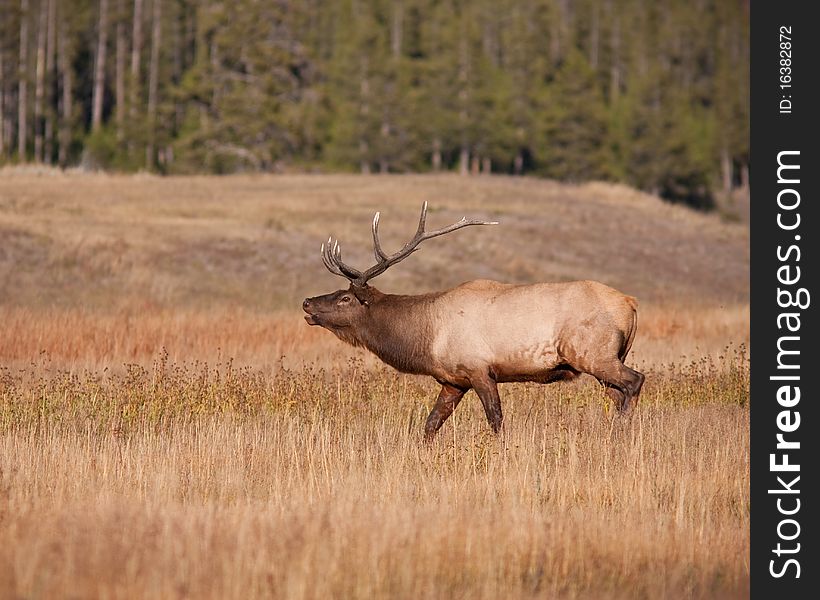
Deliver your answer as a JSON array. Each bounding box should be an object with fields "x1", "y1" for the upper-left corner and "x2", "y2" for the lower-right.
[{"x1": 302, "y1": 298, "x2": 320, "y2": 325}]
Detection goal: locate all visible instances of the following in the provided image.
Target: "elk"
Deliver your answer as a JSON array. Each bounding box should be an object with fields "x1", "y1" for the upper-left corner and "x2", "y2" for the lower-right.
[{"x1": 302, "y1": 203, "x2": 644, "y2": 440}]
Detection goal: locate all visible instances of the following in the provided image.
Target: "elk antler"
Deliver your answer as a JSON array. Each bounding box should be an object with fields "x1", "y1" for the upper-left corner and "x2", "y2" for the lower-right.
[{"x1": 320, "y1": 202, "x2": 498, "y2": 287}]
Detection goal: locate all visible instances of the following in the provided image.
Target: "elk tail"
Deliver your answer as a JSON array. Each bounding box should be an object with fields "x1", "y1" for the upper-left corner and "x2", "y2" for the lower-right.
[{"x1": 621, "y1": 296, "x2": 639, "y2": 361}]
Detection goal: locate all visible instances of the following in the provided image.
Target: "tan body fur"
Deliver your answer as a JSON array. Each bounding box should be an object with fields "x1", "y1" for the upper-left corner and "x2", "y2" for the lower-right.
[{"x1": 424, "y1": 279, "x2": 637, "y2": 386}]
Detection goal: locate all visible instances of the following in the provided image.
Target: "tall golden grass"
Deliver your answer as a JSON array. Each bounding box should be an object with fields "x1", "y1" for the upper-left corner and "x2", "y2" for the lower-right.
[
  {"x1": 1, "y1": 351, "x2": 748, "y2": 599},
  {"x1": 0, "y1": 173, "x2": 749, "y2": 598}
]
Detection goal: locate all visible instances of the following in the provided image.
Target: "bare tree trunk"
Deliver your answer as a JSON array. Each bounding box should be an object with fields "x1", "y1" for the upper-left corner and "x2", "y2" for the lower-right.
[
  {"x1": 550, "y1": 0, "x2": 569, "y2": 65},
  {"x1": 457, "y1": 23, "x2": 469, "y2": 176},
  {"x1": 3, "y1": 99, "x2": 11, "y2": 159},
  {"x1": 481, "y1": 157, "x2": 491, "y2": 174},
  {"x1": 18, "y1": 0, "x2": 29, "y2": 161},
  {"x1": 145, "y1": 0, "x2": 161, "y2": 168},
  {"x1": 0, "y1": 43, "x2": 5, "y2": 158},
  {"x1": 0, "y1": 0, "x2": 10, "y2": 156},
  {"x1": 721, "y1": 145, "x2": 733, "y2": 194},
  {"x1": 171, "y1": 10, "x2": 182, "y2": 83},
  {"x1": 609, "y1": 16, "x2": 620, "y2": 103},
  {"x1": 740, "y1": 163, "x2": 749, "y2": 190},
  {"x1": 92, "y1": 0, "x2": 109, "y2": 132},
  {"x1": 359, "y1": 141, "x2": 370, "y2": 174},
  {"x1": 129, "y1": 0, "x2": 143, "y2": 120},
  {"x1": 209, "y1": 39, "x2": 218, "y2": 107},
  {"x1": 589, "y1": 2, "x2": 599, "y2": 69},
  {"x1": 470, "y1": 155, "x2": 480, "y2": 175},
  {"x1": 44, "y1": 0, "x2": 56, "y2": 163},
  {"x1": 514, "y1": 152, "x2": 524, "y2": 175},
  {"x1": 58, "y1": 16, "x2": 72, "y2": 166},
  {"x1": 1, "y1": 0, "x2": 12, "y2": 157},
  {"x1": 458, "y1": 147, "x2": 469, "y2": 176},
  {"x1": 377, "y1": 0, "x2": 402, "y2": 174},
  {"x1": 391, "y1": 0, "x2": 402, "y2": 58},
  {"x1": 358, "y1": 53, "x2": 370, "y2": 174},
  {"x1": 171, "y1": 6, "x2": 185, "y2": 137},
  {"x1": 115, "y1": 0, "x2": 126, "y2": 140},
  {"x1": 378, "y1": 122, "x2": 389, "y2": 173},
  {"x1": 481, "y1": 18, "x2": 499, "y2": 67},
  {"x1": 514, "y1": 126, "x2": 525, "y2": 175},
  {"x1": 431, "y1": 138, "x2": 441, "y2": 171},
  {"x1": 34, "y1": 0, "x2": 47, "y2": 162}
]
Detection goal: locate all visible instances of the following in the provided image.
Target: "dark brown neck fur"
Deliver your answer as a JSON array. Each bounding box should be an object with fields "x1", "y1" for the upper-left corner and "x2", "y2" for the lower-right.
[{"x1": 344, "y1": 289, "x2": 440, "y2": 375}]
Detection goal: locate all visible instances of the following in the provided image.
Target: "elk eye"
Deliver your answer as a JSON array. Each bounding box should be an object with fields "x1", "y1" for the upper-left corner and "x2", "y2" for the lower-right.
[{"x1": 340, "y1": 296, "x2": 351, "y2": 303}]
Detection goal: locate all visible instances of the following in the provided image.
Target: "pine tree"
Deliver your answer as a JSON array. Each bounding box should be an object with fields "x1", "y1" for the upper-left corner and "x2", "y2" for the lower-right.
[
  {"x1": 410, "y1": 0, "x2": 461, "y2": 171},
  {"x1": 537, "y1": 48, "x2": 610, "y2": 182},
  {"x1": 0, "y1": 0, "x2": 750, "y2": 208},
  {"x1": 324, "y1": 0, "x2": 383, "y2": 172},
  {"x1": 171, "y1": 0, "x2": 314, "y2": 172}
]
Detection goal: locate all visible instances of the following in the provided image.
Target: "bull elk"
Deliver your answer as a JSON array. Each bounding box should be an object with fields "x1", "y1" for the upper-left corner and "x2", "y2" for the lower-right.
[{"x1": 302, "y1": 203, "x2": 645, "y2": 440}]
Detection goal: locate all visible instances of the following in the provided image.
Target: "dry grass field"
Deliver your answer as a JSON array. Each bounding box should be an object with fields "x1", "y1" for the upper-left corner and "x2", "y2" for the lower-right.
[{"x1": 0, "y1": 171, "x2": 749, "y2": 598}]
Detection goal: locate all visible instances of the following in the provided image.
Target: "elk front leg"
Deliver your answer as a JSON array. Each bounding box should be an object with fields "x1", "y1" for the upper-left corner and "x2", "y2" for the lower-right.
[
  {"x1": 471, "y1": 373, "x2": 503, "y2": 434},
  {"x1": 424, "y1": 383, "x2": 467, "y2": 441}
]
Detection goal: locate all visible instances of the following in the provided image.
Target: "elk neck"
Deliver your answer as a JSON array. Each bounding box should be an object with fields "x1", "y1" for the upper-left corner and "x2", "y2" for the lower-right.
[{"x1": 353, "y1": 289, "x2": 441, "y2": 376}]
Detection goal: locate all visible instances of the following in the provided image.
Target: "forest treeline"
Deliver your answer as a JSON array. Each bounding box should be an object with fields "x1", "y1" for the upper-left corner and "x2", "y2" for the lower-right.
[{"x1": 0, "y1": 0, "x2": 748, "y2": 208}]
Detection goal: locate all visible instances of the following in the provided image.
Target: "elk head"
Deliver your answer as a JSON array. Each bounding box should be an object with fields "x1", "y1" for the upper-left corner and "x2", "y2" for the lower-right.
[{"x1": 302, "y1": 202, "x2": 497, "y2": 333}]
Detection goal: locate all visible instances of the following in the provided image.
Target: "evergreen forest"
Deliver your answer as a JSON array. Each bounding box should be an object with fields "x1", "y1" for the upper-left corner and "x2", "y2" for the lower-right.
[{"x1": 0, "y1": 0, "x2": 749, "y2": 208}]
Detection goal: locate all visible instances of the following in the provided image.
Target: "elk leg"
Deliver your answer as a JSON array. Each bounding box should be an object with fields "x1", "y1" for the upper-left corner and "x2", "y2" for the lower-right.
[
  {"x1": 471, "y1": 373, "x2": 503, "y2": 434},
  {"x1": 620, "y1": 365, "x2": 645, "y2": 411},
  {"x1": 424, "y1": 383, "x2": 467, "y2": 441},
  {"x1": 603, "y1": 385, "x2": 626, "y2": 409},
  {"x1": 588, "y1": 361, "x2": 644, "y2": 412}
]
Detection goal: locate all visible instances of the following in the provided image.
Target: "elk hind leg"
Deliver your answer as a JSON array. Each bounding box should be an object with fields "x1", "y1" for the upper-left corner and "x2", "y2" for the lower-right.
[
  {"x1": 424, "y1": 383, "x2": 468, "y2": 441},
  {"x1": 584, "y1": 360, "x2": 644, "y2": 413},
  {"x1": 603, "y1": 384, "x2": 626, "y2": 410},
  {"x1": 470, "y1": 373, "x2": 503, "y2": 434}
]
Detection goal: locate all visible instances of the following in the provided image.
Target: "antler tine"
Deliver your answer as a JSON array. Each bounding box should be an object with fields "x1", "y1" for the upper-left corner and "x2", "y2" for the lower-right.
[
  {"x1": 416, "y1": 215, "x2": 500, "y2": 243},
  {"x1": 415, "y1": 201, "x2": 428, "y2": 237},
  {"x1": 321, "y1": 237, "x2": 362, "y2": 280},
  {"x1": 321, "y1": 239, "x2": 344, "y2": 277},
  {"x1": 371, "y1": 212, "x2": 389, "y2": 263}
]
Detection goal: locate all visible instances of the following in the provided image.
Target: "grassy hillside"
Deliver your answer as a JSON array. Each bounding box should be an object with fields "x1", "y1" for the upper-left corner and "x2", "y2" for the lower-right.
[{"x1": 0, "y1": 171, "x2": 748, "y2": 310}]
